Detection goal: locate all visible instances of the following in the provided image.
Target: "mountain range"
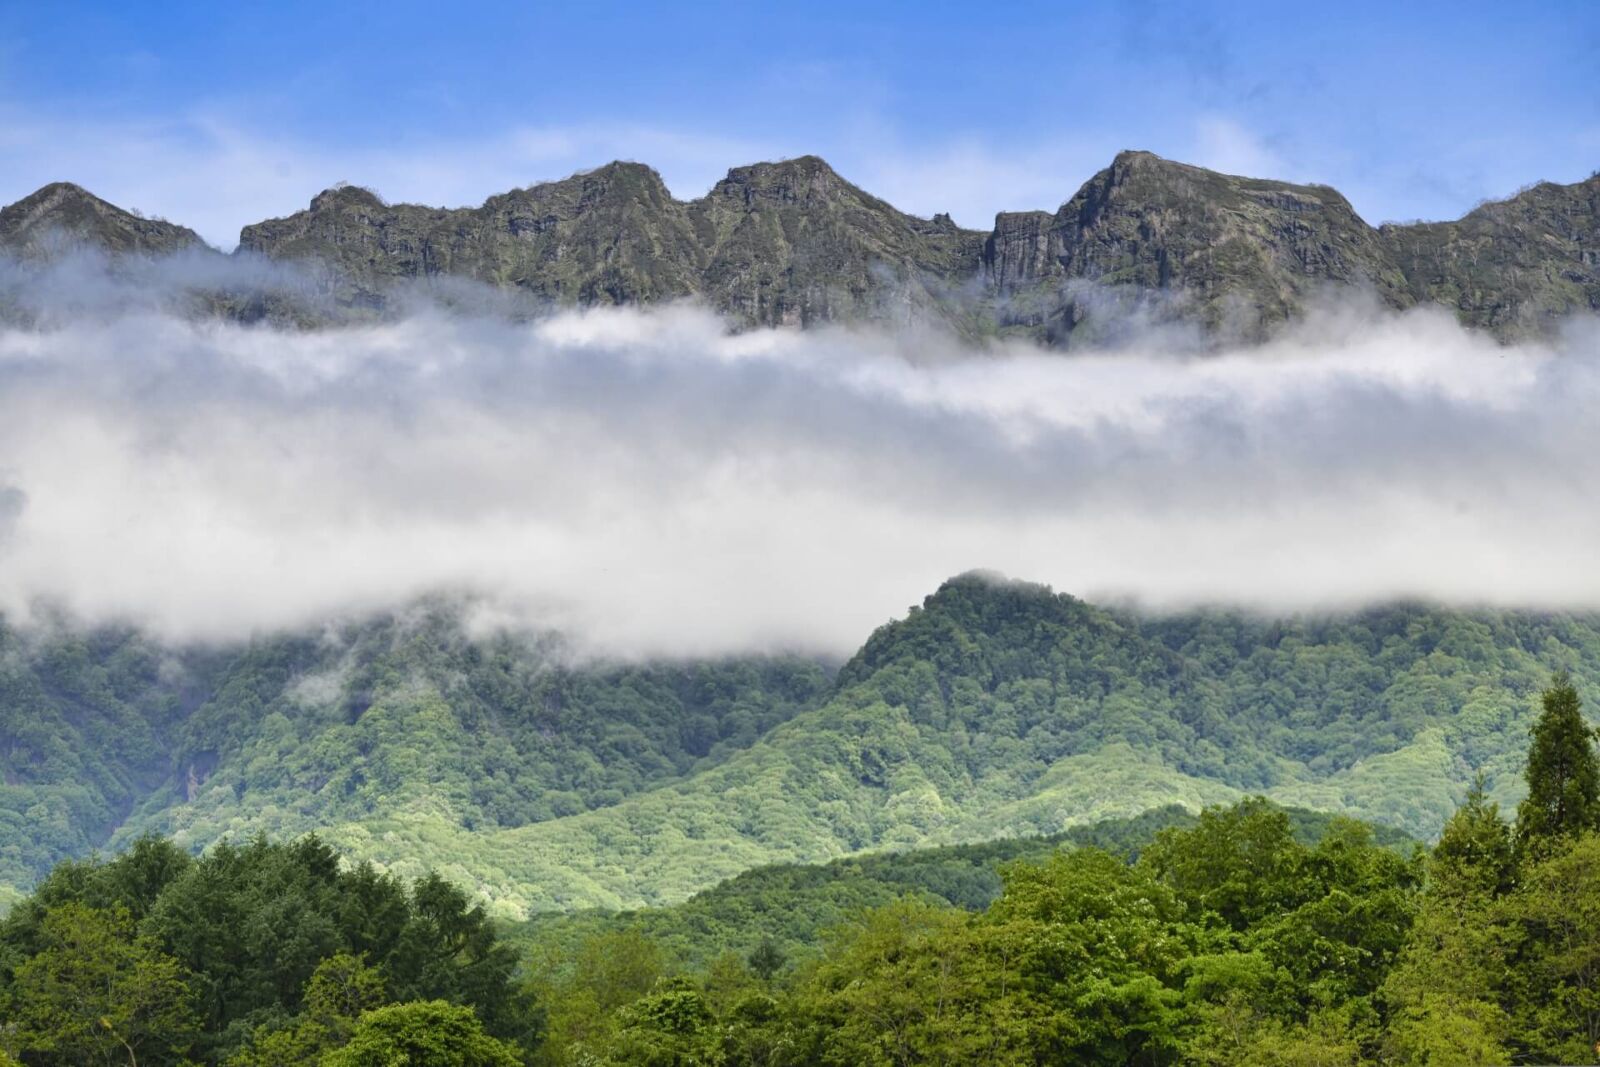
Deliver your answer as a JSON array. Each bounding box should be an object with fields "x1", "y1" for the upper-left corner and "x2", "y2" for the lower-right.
[
  {"x1": 3, "y1": 151, "x2": 1597, "y2": 343},
  {"x1": 4, "y1": 573, "x2": 1597, "y2": 918}
]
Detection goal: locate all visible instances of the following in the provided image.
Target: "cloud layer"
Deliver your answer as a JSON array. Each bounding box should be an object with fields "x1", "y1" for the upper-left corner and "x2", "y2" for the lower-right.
[{"x1": 0, "y1": 272, "x2": 1597, "y2": 655}]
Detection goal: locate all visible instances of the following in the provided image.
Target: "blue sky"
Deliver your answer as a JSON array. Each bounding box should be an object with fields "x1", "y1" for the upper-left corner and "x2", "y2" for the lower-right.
[{"x1": 1, "y1": 0, "x2": 1595, "y2": 247}]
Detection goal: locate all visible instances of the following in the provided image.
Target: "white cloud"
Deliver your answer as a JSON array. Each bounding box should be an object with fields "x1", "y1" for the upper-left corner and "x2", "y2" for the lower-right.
[
  {"x1": 0, "y1": 266, "x2": 1597, "y2": 656},
  {"x1": 1187, "y1": 114, "x2": 1294, "y2": 181}
]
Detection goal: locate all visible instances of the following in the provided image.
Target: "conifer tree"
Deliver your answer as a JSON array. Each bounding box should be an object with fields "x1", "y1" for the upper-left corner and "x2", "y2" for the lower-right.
[
  {"x1": 1515, "y1": 674, "x2": 1600, "y2": 857},
  {"x1": 1433, "y1": 774, "x2": 1514, "y2": 897}
]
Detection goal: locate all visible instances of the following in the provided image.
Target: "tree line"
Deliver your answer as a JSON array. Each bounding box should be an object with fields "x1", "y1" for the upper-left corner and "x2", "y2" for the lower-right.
[{"x1": 4, "y1": 674, "x2": 1600, "y2": 1064}]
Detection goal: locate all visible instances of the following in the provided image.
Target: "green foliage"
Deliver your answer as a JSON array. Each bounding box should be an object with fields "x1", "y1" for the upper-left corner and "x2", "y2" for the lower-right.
[
  {"x1": 798, "y1": 899, "x2": 1018, "y2": 1066},
  {"x1": 522, "y1": 782, "x2": 1600, "y2": 1066},
  {"x1": 1, "y1": 901, "x2": 199, "y2": 1066},
  {"x1": 1514, "y1": 673, "x2": 1600, "y2": 858},
  {"x1": 8, "y1": 580, "x2": 1600, "y2": 915},
  {"x1": 0, "y1": 604, "x2": 828, "y2": 912},
  {"x1": 1429, "y1": 776, "x2": 1515, "y2": 898},
  {"x1": 0, "y1": 619, "x2": 195, "y2": 893},
  {"x1": 465, "y1": 580, "x2": 1600, "y2": 912},
  {"x1": 0, "y1": 836, "x2": 535, "y2": 1065},
  {"x1": 228, "y1": 954, "x2": 387, "y2": 1066},
  {"x1": 600, "y1": 978, "x2": 722, "y2": 1066},
  {"x1": 525, "y1": 928, "x2": 666, "y2": 1062},
  {"x1": 1142, "y1": 801, "x2": 1423, "y2": 1008},
  {"x1": 1139, "y1": 799, "x2": 1309, "y2": 929},
  {"x1": 322, "y1": 1001, "x2": 522, "y2": 1067},
  {"x1": 519, "y1": 798, "x2": 1436, "y2": 1066},
  {"x1": 14, "y1": 782, "x2": 1600, "y2": 1064},
  {"x1": 1379, "y1": 780, "x2": 1518, "y2": 1064},
  {"x1": 510, "y1": 803, "x2": 1412, "y2": 981},
  {"x1": 1502, "y1": 834, "x2": 1600, "y2": 1061},
  {"x1": 746, "y1": 939, "x2": 785, "y2": 983}
]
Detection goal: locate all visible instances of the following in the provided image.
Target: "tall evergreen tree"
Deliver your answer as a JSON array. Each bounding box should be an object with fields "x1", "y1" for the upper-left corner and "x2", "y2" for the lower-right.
[
  {"x1": 1432, "y1": 775, "x2": 1515, "y2": 897},
  {"x1": 1514, "y1": 674, "x2": 1600, "y2": 857}
]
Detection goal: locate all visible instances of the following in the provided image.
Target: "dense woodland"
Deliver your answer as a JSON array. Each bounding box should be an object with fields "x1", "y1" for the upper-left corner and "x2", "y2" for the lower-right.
[
  {"x1": 3, "y1": 674, "x2": 1600, "y2": 1064},
  {"x1": 7, "y1": 576, "x2": 1600, "y2": 916}
]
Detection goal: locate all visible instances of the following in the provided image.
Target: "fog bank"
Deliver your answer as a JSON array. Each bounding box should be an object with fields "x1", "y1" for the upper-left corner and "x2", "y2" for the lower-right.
[{"x1": 1, "y1": 288, "x2": 1597, "y2": 655}]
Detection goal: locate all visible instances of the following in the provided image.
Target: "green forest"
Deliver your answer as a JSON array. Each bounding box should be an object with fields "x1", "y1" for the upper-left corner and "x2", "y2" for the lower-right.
[
  {"x1": 7, "y1": 574, "x2": 1600, "y2": 915},
  {"x1": 4, "y1": 674, "x2": 1600, "y2": 1064}
]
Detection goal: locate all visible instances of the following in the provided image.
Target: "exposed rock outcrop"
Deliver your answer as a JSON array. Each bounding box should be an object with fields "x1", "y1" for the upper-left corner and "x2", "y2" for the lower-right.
[{"x1": 6, "y1": 152, "x2": 1598, "y2": 344}]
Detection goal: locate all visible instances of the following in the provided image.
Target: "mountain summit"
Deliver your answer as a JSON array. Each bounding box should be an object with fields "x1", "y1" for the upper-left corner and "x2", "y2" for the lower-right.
[
  {"x1": 0, "y1": 181, "x2": 206, "y2": 258},
  {"x1": 4, "y1": 153, "x2": 1598, "y2": 342}
]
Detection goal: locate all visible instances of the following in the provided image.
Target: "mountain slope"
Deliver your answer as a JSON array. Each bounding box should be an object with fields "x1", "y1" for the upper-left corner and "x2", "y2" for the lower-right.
[
  {"x1": 7, "y1": 154, "x2": 1595, "y2": 341},
  {"x1": 982, "y1": 151, "x2": 1415, "y2": 342},
  {"x1": 416, "y1": 576, "x2": 1596, "y2": 913},
  {"x1": 237, "y1": 163, "x2": 708, "y2": 311},
  {"x1": 1381, "y1": 172, "x2": 1600, "y2": 334},
  {"x1": 236, "y1": 155, "x2": 987, "y2": 329},
  {"x1": 0, "y1": 182, "x2": 206, "y2": 258},
  {"x1": 509, "y1": 802, "x2": 1417, "y2": 973},
  {"x1": 0, "y1": 605, "x2": 829, "y2": 902},
  {"x1": 8, "y1": 574, "x2": 1600, "y2": 917},
  {"x1": 687, "y1": 155, "x2": 984, "y2": 328}
]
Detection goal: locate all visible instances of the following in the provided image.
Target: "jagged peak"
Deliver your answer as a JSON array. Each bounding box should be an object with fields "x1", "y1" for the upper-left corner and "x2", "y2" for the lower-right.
[
  {"x1": 560, "y1": 160, "x2": 674, "y2": 203},
  {"x1": 1445, "y1": 170, "x2": 1600, "y2": 226},
  {"x1": 1099, "y1": 149, "x2": 1337, "y2": 193},
  {"x1": 478, "y1": 161, "x2": 676, "y2": 217},
  {"x1": 577, "y1": 159, "x2": 667, "y2": 182},
  {"x1": 1092, "y1": 149, "x2": 1194, "y2": 187},
  {"x1": 5, "y1": 181, "x2": 142, "y2": 219},
  {"x1": 711, "y1": 155, "x2": 851, "y2": 200},
  {"x1": 307, "y1": 184, "x2": 387, "y2": 213},
  {"x1": 0, "y1": 181, "x2": 204, "y2": 253},
  {"x1": 1110, "y1": 148, "x2": 1165, "y2": 169},
  {"x1": 13, "y1": 180, "x2": 99, "y2": 205},
  {"x1": 508, "y1": 160, "x2": 672, "y2": 198},
  {"x1": 1061, "y1": 148, "x2": 1360, "y2": 218},
  {"x1": 729, "y1": 154, "x2": 840, "y2": 179}
]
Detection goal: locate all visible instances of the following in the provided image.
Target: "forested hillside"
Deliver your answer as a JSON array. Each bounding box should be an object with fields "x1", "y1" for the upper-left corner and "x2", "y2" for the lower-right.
[
  {"x1": 0, "y1": 605, "x2": 830, "y2": 906},
  {"x1": 7, "y1": 683, "x2": 1600, "y2": 1067},
  {"x1": 5, "y1": 574, "x2": 1600, "y2": 914},
  {"x1": 509, "y1": 804, "x2": 1417, "y2": 976}
]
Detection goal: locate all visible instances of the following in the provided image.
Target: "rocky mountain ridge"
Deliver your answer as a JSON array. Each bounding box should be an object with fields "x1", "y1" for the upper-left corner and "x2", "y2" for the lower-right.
[
  {"x1": 0, "y1": 181, "x2": 205, "y2": 258},
  {"x1": 3, "y1": 150, "x2": 1597, "y2": 343}
]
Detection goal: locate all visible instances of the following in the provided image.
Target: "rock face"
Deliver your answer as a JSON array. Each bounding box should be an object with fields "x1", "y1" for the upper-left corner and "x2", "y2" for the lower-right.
[
  {"x1": 0, "y1": 182, "x2": 206, "y2": 258},
  {"x1": 5, "y1": 154, "x2": 1599, "y2": 343},
  {"x1": 689, "y1": 156, "x2": 985, "y2": 328},
  {"x1": 1381, "y1": 173, "x2": 1600, "y2": 336},
  {"x1": 238, "y1": 163, "x2": 706, "y2": 310},
  {"x1": 984, "y1": 211, "x2": 1057, "y2": 290},
  {"x1": 984, "y1": 151, "x2": 1417, "y2": 342},
  {"x1": 237, "y1": 155, "x2": 987, "y2": 329}
]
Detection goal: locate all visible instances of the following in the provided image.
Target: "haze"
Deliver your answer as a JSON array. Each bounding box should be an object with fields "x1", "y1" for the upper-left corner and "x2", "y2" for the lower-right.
[{"x1": 1, "y1": 265, "x2": 1597, "y2": 655}]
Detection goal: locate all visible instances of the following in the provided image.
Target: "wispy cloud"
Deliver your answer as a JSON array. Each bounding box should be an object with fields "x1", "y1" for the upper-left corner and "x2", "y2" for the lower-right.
[
  {"x1": 1187, "y1": 115, "x2": 1294, "y2": 182},
  {"x1": 0, "y1": 258, "x2": 1597, "y2": 655}
]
